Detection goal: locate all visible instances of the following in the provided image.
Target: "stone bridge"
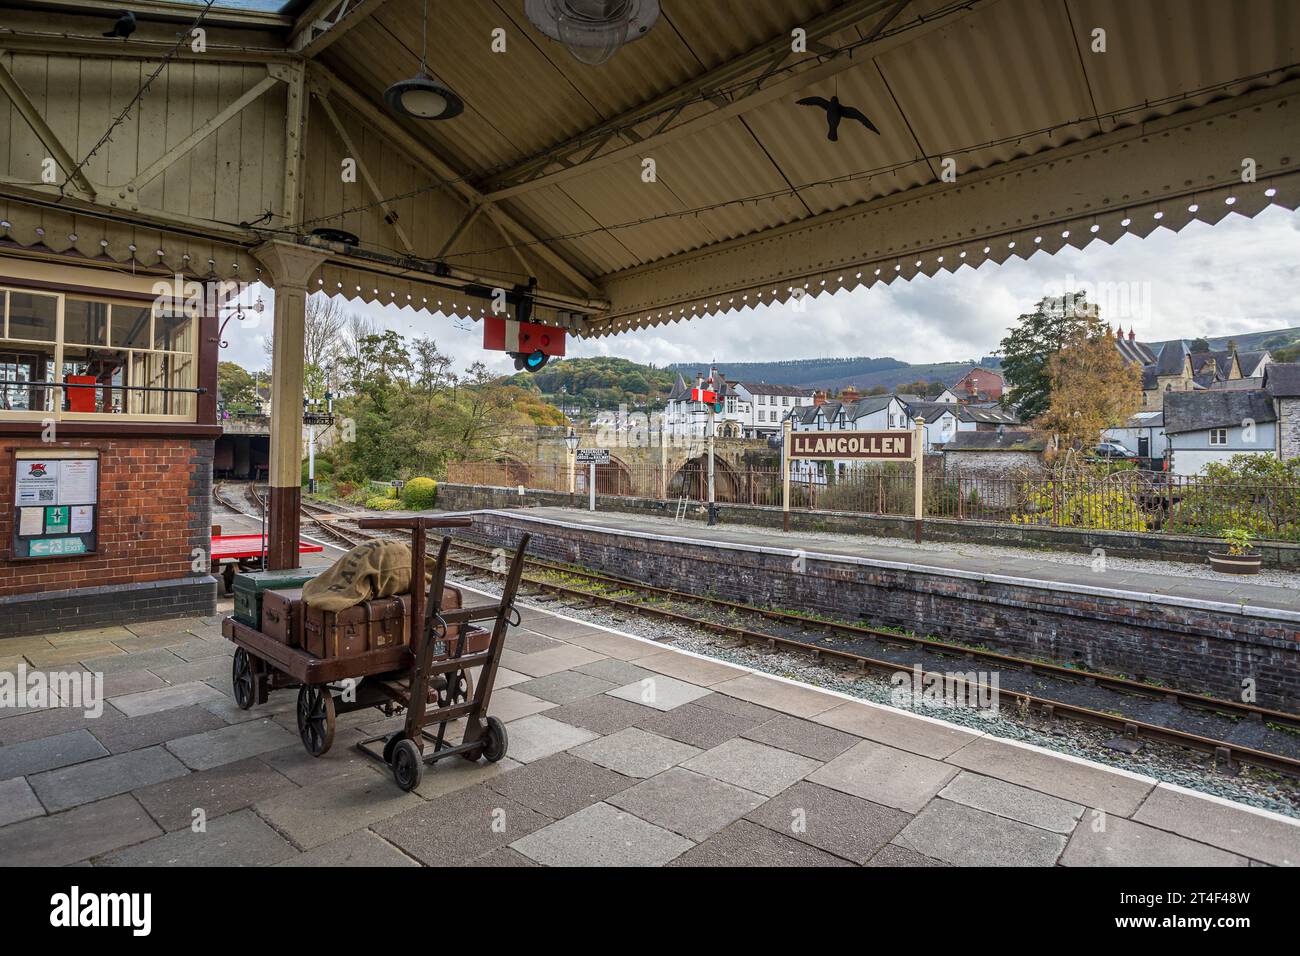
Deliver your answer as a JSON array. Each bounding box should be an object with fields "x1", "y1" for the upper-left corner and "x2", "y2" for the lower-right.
[{"x1": 487, "y1": 426, "x2": 779, "y2": 500}]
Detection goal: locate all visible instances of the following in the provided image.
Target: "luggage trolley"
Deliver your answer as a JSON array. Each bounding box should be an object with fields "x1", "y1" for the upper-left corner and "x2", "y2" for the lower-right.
[
  {"x1": 220, "y1": 515, "x2": 530, "y2": 791},
  {"x1": 352, "y1": 516, "x2": 530, "y2": 790}
]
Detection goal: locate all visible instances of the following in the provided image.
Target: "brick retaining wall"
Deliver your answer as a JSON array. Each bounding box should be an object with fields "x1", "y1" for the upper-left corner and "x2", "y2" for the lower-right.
[{"x1": 456, "y1": 505, "x2": 1300, "y2": 712}]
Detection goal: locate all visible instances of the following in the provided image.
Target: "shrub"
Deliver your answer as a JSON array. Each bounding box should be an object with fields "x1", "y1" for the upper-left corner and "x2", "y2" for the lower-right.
[
  {"x1": 364, "y1": 495, "x2": 403, "y2": 511},
  {"x1": 401, "y1": 476, "x2": 437, "y2": 510}
]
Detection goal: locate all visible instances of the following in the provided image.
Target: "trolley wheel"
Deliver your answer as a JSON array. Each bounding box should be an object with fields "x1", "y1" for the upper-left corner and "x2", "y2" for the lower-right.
[
  {"x1": 437, "y1": 670, "x2": 474, "y2": 707},
  {"x1": 391, "y1": 738, "x2": 423, "y2": 791},
  {"x1": 382, "y1": 732, "x2": 401, "y2": 765},
  {"x1": 296, "y1": 685, "x2": 336, "y2": 757},
  {"x1": 232, "y1": 648, "x2": 256, "y2": 710},
  {"x1": 483, "y1": 716, "x2": 508, "y2": 763}
]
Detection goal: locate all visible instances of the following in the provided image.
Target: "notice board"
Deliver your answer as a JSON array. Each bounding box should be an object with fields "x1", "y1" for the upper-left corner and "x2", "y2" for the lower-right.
[{"x1": 12, "y1": 450, "x2": 99, "y2": 558}]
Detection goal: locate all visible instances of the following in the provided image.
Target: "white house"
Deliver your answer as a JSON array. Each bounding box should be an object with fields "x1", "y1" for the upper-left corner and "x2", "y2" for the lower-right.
[
  {"x1": 1163, "y1": 389, "x2": 1277, "y2": 475},
  {"x1": 898, "y1": 399, "x2": 973, "y2": 451},
  {"x1": 732, "y1": 382, "x2": 813, "y2": 438},
  {"x1": 662, "y1": 372, "x2": 750, "y2": 438}
]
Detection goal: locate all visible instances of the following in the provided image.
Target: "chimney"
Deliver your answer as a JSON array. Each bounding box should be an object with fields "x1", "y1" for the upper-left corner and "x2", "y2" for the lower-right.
[
  {"x1": 812, "y1": 390, "x2": 828, "y2": 406},
  {"x1": 839, "y1": 384, "x2": 860, "y2": 403}
]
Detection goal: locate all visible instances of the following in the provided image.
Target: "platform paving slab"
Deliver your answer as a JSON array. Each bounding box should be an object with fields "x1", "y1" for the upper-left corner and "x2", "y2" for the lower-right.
[
  {"x1": 544, "y1": 694, "x2": 660, "y2": 735},
  {"x1": 939, "y1": 771, "x2": 1085, "y2": 834},
  {"x1": 741, "y1": 715, "x2": 861, "y2": 762},
  {"x1": 570, "y1": 727, "x2": 701, "y2": 779},
  {"x1": 866, "y1": 843, "x2": 950, "y2": 866},
  {"x1": 87, "y1": 704, "x2": 227, "y2": 755},
  {"x1": 745, "y1": 781, "x2": 911, "y2": 864},
  {"x1": 504, "y1": 629, "x2": 564, "y2": 655},
  {"x1": 691, "y1": 692, "x2": 781, "y2": 723},
  {"x1": 201, "y1": 691, "x2": 297, "y2": 725},
  {"x1": 166, "y1": 718, "x2": 298, "y2": 771},
  {"x1": 466, "y1": 846, "x2": 540, "y2": 867},
  {"x1": 486, "y1": 752, "x2": 636, "y2": 819},
  {"x1": 167, "y1": 638, "x2": 234, "y2": 663},
  {"x1": 0, "y1": 776, "x2": 45, "y2": 827},
  {"x1": 1061, "y1": 814, "x2": 1250, "y2": 867},
  {"x1": 98, "y1": 808, "x2": 298, "y2": 867},
  {"x1": 273, "y1": 829, "x2": 418, "y2": 867},
  {"x1": 893, "y1": 798, "x2": 1068, "y2": 867},
  {"x1": 945, "y1": 737, "x2": 1155, "y2": 817},
  {"x1": 111, "y1": 632, "x2": 195, "y2": 654},
  {"x1": 485, "y1": 687, "x2": 557, "y2": 723},
  {"x1": 635, "y1": 699, "x2": 771, "y2": 750},
  {"x1": 0, "y1": 700, "x2": 124, "y2": 746},
  {"x1": 133, "y1": 756, "x2": 297, "y2": 831},
  {"x1": 557, "y1": 628, "x2": 658, "y2": 661},
  {"x1": 669, "y1": 818, "x2": 853, "y2": 867},
  {"x1": 511, "y1": 801, "x2": 693, "y2": 867},
  {"x1": 682, "y1": 737, "x2": 820, "y2": 797},
  {"x1": 1132, "y1": 783, "x2": 1300, "y2": 867},
  {"x1": 608, "y1": 767, "x2": 766, "y2": 842},
  {"x1": 25, "y1": 643, "x2": 123, "y2": 668},
  {"x1": 29, "y1": 744, "x2": 189, "y2": 812},
  {"x1": 258, "y1": 728, "x2": 374, "y2": 786},
  {"x1": 499, "y1": 644, "x2": 605, "y2": 678},
  {"x1": 711, "y1": 673, "x2": 840, "y2": 718},
  {"x1": 373, "y1": 784, "x2": 552, "y2": 866},
  {"x1": 81, "y1": 648, "x2": 186, "y2": 675},
  {"x1": 78, "y1": 666, "x2": 165, "y2": 700},
  {"x1": 571, "y1": 658, "x2": 657, "y2": 685},
  {"x1": 409, "y1": 755, "x2": 522, "y2": 800},
  {"x1": 0, "y1": 793, "x2": 163, "y2": 866},
  {"x1": 111, "y1": 680, "x2": 227, "y2": 718},
  {"x1": 145, "y1": 657, "x2": 231, "y2": 687},
  {"x1": 255, "y1": 770, "x2": 422, "y2": 850},
  {"x1": 809, "y1": 739, "x2": 957, "y2": 813},
  {"x1": 513, "y1": 670, "x2": 617, "y2": 705},
  {"x1": 0, "y1": 728, "x2": 107, "y2": 780},
  {"x1": 628, "y1": 649, "x2": 749, "y2": 686},
  {"x1": 812, "y1": 700, "x2": 984, "y2": 759},
  {"x1": 607, "y1": 674, "x2": 711, "y2": 711},
  {"x1": 501, "y1": 714, "x2": 599, "y2": 763},
  {"x1": 41, "y1": 625, "x2": 135, "y2": 647}
]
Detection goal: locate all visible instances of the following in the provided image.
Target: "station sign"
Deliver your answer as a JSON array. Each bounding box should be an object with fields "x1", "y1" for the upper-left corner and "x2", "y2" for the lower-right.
[
  {"x1": 788, "y1": 430, "x2": 913, "y2": 461},
  {"x1": 303, "y1": 413, "x2": 335, "y2": 426},
  {"x1": 575, "y1": 449, "x2": 610, "y2": 465}
]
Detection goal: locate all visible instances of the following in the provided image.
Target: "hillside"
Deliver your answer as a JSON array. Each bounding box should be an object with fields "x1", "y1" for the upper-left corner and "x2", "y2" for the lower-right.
[{"x1": 502, "y1": 356, "x2": 677, "y2": 412}]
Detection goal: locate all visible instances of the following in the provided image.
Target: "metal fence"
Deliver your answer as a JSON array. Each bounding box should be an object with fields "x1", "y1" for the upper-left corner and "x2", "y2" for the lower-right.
[{"x1": 444, "y1": 461, "x2": 1300, "y2": 541}]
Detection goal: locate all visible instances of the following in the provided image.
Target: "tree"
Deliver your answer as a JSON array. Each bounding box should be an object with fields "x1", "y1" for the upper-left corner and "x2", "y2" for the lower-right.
[
  {"x1": 410, "y1": 336, "x2": 455, "y2": 396},
  {"x1": 218, "y1": 361, "x2": 257, "y2": 412},
  {"x1": 1189, "y1": 337, "x2": 1211, "y2": 353},
  {"x1": 262, "y1": 293, "x2": 349, "y2": 399},
  {"x1": 1036, "y1": 328, "x2": 1142, "y2": 447},
  {"x1": 997, "y1": 292, "x2": 1103, "y2": 420}
]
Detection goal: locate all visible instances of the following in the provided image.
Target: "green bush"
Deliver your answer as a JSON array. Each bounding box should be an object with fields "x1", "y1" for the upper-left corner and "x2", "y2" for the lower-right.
[
  {"x1": 364, "y1": 495, "x2": 403, "y2": 511},
  {"x1": 401, "y1": 476, "x2": 437, "y2": 510}
]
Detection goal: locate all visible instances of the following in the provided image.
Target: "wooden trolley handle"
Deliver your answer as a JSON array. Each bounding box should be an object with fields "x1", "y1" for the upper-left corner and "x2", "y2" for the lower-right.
[{"x1": 357, "y1": 516, "x2": 473, "y2": 530}]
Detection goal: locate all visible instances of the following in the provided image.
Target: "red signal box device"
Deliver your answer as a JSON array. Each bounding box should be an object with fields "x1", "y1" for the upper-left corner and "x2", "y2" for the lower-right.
[{"x1": 483, "y1": 316, "x2": 566, "y2": 359}]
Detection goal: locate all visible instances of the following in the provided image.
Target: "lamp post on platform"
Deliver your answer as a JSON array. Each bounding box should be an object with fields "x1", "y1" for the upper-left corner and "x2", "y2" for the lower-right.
[{"x1": 565, "y1": 427, "x2": 579, "y2": 507}]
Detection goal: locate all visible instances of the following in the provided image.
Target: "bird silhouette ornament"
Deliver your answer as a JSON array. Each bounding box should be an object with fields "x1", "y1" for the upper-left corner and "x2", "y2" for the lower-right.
[
  {"x1": 797, "y1": 95, "x2": 880, "y2": 141},
  {"x1": 103, "y1": 10, "x2": 137, "y2": 39}
]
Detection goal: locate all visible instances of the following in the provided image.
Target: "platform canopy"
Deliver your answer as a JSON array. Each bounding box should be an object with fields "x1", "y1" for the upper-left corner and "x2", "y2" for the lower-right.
[{"x1": 1, "y1": 0, "x2": 1298, "y2": 337}]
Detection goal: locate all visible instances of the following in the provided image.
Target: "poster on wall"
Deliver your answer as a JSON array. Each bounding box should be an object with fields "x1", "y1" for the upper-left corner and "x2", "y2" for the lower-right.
[{"x1": 11, "y1": 451, "x2": 99, "y2": 559}]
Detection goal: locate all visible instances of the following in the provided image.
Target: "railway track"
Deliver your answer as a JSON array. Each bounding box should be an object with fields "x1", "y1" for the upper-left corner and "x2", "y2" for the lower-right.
[{"x1": 213, "y1": 481, "x2": 1300, "y2": 779}]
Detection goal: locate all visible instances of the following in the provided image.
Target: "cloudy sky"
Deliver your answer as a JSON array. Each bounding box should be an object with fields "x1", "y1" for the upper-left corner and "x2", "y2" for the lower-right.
[{"x1": 222, "y1": 204, "x2": 1300, "y2": 377}]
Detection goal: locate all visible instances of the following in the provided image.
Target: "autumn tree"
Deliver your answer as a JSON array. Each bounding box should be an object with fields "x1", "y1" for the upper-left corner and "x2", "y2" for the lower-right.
[
  {"x1": 998, "y1": 292, "x2": 1102, "y2": 420},
  {"x1": 1037, "y1": 329, "x2": 1142, "y2": 447}
]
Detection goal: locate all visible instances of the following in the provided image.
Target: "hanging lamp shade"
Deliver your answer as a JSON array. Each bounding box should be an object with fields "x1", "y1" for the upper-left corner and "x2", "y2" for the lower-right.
[{"x1": 384, "y1": 70, "x2": 463, "y2": 120}]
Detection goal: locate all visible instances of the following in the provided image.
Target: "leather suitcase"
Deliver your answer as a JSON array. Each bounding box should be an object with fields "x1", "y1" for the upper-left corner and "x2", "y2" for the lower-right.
[
  {"x1": 302, "y1": 586, "x2": 466, "y2": 659},
  {"x1": 261, "y1": 588, "x2": 305, "y2": 647}
]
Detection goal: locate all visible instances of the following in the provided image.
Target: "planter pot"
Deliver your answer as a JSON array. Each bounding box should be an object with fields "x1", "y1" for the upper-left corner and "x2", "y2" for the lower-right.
[{"x1": 1208, "y1": 550, "x2": 1263, "y2": 575}]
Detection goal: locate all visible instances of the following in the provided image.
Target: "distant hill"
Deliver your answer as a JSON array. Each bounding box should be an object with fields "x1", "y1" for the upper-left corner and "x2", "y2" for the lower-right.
[
  {"x1": 502, "y1": 356, "x2": 676, "y2": 412},
  {"x1": 668, "y1": 356, "x2": 1001, "y2": 392},
  {"x1": 1148, "y1": 326, "x2": 1300, "y2": 356}
]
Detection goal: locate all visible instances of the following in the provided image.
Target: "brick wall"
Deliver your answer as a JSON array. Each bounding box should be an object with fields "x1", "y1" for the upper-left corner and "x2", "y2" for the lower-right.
[
  {"x1": 458, "y1": 509, "x2": 1300, "y2": 711},
  {"x1": 0, "y1": 436, "x2": 216, "y2": 628}
]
